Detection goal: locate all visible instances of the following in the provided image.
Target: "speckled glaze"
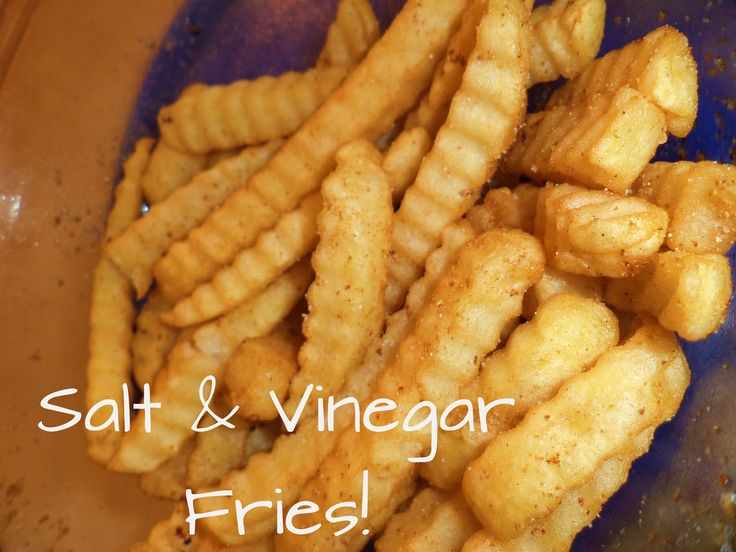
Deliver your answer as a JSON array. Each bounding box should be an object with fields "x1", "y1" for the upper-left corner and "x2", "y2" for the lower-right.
[{"x1": 1, "y1": 1, "x2": 735, "y2": 551}]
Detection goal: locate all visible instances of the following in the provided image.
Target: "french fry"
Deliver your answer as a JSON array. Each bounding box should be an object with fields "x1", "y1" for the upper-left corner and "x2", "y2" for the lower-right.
[
  {"x1": 386, "y1": 0, "x2": 531, "y2": 312},
  {"x1": 107, "y1": 261, "x2": 312, "y2": 473},
  {"x1": 522, "y1": 266, "x2": 603, "y2": 320},
  {"x1": 463, "y1": 322, "x2": 690, "y2": 540},
  {"x1": 316, "y1": 0, "x2": 380, "y2": 68},
  {"x1": 142, "y1": 141, "x2": 208, "y2": 204},
  {"x1": 634, "y1": 161, "x2": 736, "y2": 254},
  {"x1": 419, "y1": 294, "x2": 618, "y2": 490},
  {"x1": 376, "y1": 489, "x2": 481, "y2": 552},
  {"x1": 139, "y1": 437, "x2": 195, "y2": 500},
  {"x1": 187, "y1": 421, "x2": 251, "y2": 490},
  {"x1": 547, "y1": 25, "x2": 698, "y2": 137},
  {"x1": 287, "y1": 140, "x2": 392, "y2": 407},
  {"x1": 86, "y1": 137, "x2": 151, "y2": 464},
  {"x1": 382, "y1": 126, "x2": 433, "y2": 205},
  {"x1": 461, "y1": 430, "x2": 652, "y2": 552},
  {"x1": 536, "y1": 183, "x2": 669, "y2": 277},
  {"x1": 206, "y1": 147, "x2": 245, "y2": 168},
  {"x1": 107, "y1": 141, "x2": 280, "y2": 299},
  {"x1": 503, "y1": 86, "x2": 668, "y2": 193},
  {"x1": 276, "y1": 230, "x2": 545, "y2": 551},
  {"x1": 154, "y1": 0, "x2": 466, "y2": 301},
  {"x1": 528, "y1": 0, "x2": 605, "y2": 85},
  {"x1": 224, "y1": 321, "x2": 301, "y2": 421},
  {"x1": 163, "y1": 192, "x2": 321, "y2": 326},
  {"x1": 202, "y1": 221, "x2": 478, "y2": 545},
  {"x1": 131, "y1": 289, "x2": 179, "y2": 387},
  {"x1": 605, "y1": 250, "x2": 733, "y2": 341},
  {"x1": 158, "y1": 67, "x2": 348, "y2": 154},
  {"x1": 465, "y1": 184, "x2": 539, "y2": 235}
]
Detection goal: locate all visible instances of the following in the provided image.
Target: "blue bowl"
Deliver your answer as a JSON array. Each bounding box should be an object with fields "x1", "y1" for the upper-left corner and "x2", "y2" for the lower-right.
[{"x1": 121, "y1": 1, "x2": 736, "y2": 550}]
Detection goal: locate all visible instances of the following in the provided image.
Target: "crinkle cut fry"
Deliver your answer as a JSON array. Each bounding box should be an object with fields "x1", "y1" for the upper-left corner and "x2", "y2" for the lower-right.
[
  {"x1": 107, "y1": 141, "x2": 280, "y2": 299},
  {"x1": 386, "y1": 0, "x2": 531, "y2": 312},
  {"x1": 463, "y1": 322, "x2": 690, "y2": 540},
  {"x1": 153, "y1": 0, "x2": 467, "y2": 302},
  {"x1": 86, "y1": 137, "x2": 151, "y2": 465},
  {"x1": 419, "y1": 293, "x2": 619, "y2": 490},
  {"x1": 274, "y1": 230, "x2": 545, "y2": 552},
  {"x1": 141, "y1": 140, "x2": 207, "y2": 204},
  {"x1": 317, "y1": 0, "x2": 380, "y2": 68},
  {"x1": 287, "y1": 140, "x2": 392, "y2": 407},
  {"x1": 547, "y1": 25, "x2": 698, "y2": 137},
  {"x1": 131, "y1": 289, "x2": 179, "y2": 387},
  {"x1": 200, "y1": 221, "x2": 478, "y2": 545},
  {"x1": 107, "y1": 261, "x2": 312, "y2": 474}
]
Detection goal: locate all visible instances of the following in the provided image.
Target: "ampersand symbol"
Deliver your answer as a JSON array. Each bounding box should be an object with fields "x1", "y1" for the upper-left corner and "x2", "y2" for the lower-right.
[{"x1": 191, "y1": 375, "x2": 239, "y2": 432}]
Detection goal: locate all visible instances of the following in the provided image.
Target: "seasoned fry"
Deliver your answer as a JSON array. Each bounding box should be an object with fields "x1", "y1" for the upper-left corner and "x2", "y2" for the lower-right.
[
  {"x1": 420, "y1": 294, "x2": 618, "y2": 490},
  {"x1": 536, "y1": 183, "x2": 669, "y2": 277},
  {"x1": 548, "y1": 25, "x2": 698, "y2": 137},
  {"x1": 382, "y1": 126, "x2": 433, "y2": 205},
  {"x1": 158, "y1": 67, "x2": 347, "y2": 154},
  {"x1": 224, "y1": 321, "x2": 301, "y2": 421},
  {"x1": 139, "y1": 437, "x2": 195, "y2": 500},
  {"x1": 465, "y1": 184, "x2": 539, "y2": 234},
  {"x1": 154, "y1": 0, "x2": 465, "y2": 301},
  {"x1": 131, "y1": 289, "x2": 179, "y2": 387},
  {"x1": 605, "y1": 251, "x2": 733, "y2": 341},
  {"x1": 387, "y1": 0, "x2": 531, "y2": 312},
  {"x1": 287, "y1": 140, "x2": 392, "y2": 407},
  {"x1": 276, "y1": 230, "x2": 545, "y2": 551},
  {"x1": 634, "y1": 161, "x2": 736, "y2": 254},
  {"x1": 376, "y1": 489, "x2": 481, "y2": 552},
  {"x1": 187, "y1": 422, "x2": 251, "y2": 490},
  {"x1": 504, "y1": 86, "x2": 667, "y2": 193},
  {"x1": 522, "y1": 266, "x2": 603, "y2": 319},
  {"x1": 86, "y1": 137, "x2": 151, "y2": 465},
  {"x1": 202, "y1": 221, "x2": 478, "y2": 545},
  {"x1": 107, "y1": 141, "x2": 280, "y2": 299},
  {"x1": 141, "y1": 141, "x2": 208, "y2": 204},
  {"x1": 463, "y1": 323, "x2": 690, "y2": 540},
  {"x1": 164, "y1": 192, "x2": 321, "y2": 326},
  {"x1": 528, "y1": 0, "x2": 605, "y2": 85},
  {"x1": 107, "y1": 261, "x2": 312, "y2": 473},
  {"x1": 316, "y1": 0, "x2": 380, "y2": 68}
]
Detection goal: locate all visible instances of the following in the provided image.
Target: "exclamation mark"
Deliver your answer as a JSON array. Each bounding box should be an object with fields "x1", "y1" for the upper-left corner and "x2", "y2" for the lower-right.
[{"x1": 361, "y1": 469, "x2": 370, "y2": 536}]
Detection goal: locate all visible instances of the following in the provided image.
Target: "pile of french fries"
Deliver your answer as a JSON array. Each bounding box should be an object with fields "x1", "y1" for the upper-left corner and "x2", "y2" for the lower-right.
[{"x1": 85, "y1": 0, "x2": 736, "y2": 550}]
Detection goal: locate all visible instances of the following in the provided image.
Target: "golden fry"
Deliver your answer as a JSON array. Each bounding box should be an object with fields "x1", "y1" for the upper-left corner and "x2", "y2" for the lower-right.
[
  {"x1": 463, "y1": 322, "x2": 690, "y2": 540},
  {"x1": 202, "y1": 221, "x2": 478, "y2": 545},
  {"x1": 605, "y1": 250, "x2": 732, "y2": 341},
  {"x1": 224, "y1": 321, "x2": 301, "y2": 421},
  {"x1": 139, "y1": 437, "x2": 195, "y2": 500},
  {"x1": 522, "y1": 265, "x2": 603, "y2": 319},
  {"x1": 317, "y1": 0, "x2": 380, "y2": 68},
  {"x1": 376, "y1": 489, "x2": 481, "y2": 552},
  {"x1": 382, "y1": 126, "x2": 433, "y2": 205},
  {"x1": 548, "y1": 25, "x2": 698, "y2": 137},
  {"x1": 504, "y1": 86, "x2": 667, "y2": 193},
  {"x1": 420, "y1": 294, "x2": 618, "y2": 490},
  {"x1": 635, "y1": 161, "x2": 736, "y2": 254},
  {"x1": 164, "y1": 191, "x2": 321, "y2": 326},
  {"x1": 288, "y1": 140, "x2": 392, "y2": 407},
  {"x1": 107, "y1": 261, "x2": 312, "y2": 473},
  {"x1": 108, "y1": 141, "x2": 280, "y2": 298},
  {"x1": 387, "y1": 0, "x2": 531, "y2": 311},
  {"x1": 86, "y1": 137, "x2": 151, "y2": 464},
  {"x1": 276, "y1": 230, "x2": 544, "y2": 551},
  {"x1": 154, "y1": 0, "x2": 465, "y2": 301},
  {"x1": 465, "y1": 184, "x2": 539, "y2": 234},
  {"x1": 536, "y1": 183, "x2": 669, "y2": 277},
  {"x1": 141, "y1": 140, "x2": 208, "y2": 204},
  {"x1": 187, "y1": 422, "x2": 251, "y2": 490},
  {"x1": 131, "y1": 289, "x2": 179, "y2": 387},
  {"x1": 158, "y1": 67, "x2": 347, "y2": 154},
  {"x1": 528, "y1": 0, "x2": 605, "y2": 85}
]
